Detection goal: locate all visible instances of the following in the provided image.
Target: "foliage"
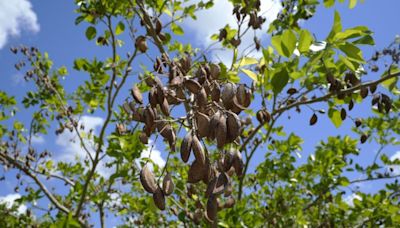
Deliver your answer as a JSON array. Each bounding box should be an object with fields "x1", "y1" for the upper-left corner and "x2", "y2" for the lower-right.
[{"x1": 1, "y1": 0, "x2": 400, "y2": 227}]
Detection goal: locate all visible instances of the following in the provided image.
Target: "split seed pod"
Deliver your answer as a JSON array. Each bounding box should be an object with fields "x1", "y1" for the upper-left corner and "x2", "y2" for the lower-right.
[
  {"x1": 192, "y1": 135, "x2": 206, "y2": 165},
  {"x1": 205, "y1": 196, "x2": 218, "y2": 223},
  {"x1": 162, "y1": 173, "x2": 174, "y2": 196},
  {"x1": 184, "y1": 79, "x2": 201, "y2": 94},
  {"x1": 196, "y1": 112, "x2": 210, "y2": 138},
  {"x1": 181, "y1": 131, "x2": 193, "y2": 163},
  {"x1": 140, "y1": 165, "x2": 157, "y2": 193},
  {"x1": 153, "y1": 187, "x2": 166, "y2": 210},
  {"x1": 131, "y1": 85, "x2": 143, "y2": 104},
  {"x1": 226, "y1": 111, "x2": 241, "y2": 143},
  {"x1": 216, "y1": 114, "x2": 227, "y2": 149},
  {"x1": 188, "y1": 159, "x2": 206, "y2": 183}
]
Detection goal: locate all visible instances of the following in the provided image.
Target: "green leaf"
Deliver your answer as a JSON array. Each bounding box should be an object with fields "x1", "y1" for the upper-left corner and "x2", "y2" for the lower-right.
[
  {"x1": 272, "y1": 30, "x2": 296, "y2": 58},
  {"x1": 338, "y1": 42, "x2": 365, "y2": 63},
  {"x1": 238, "y1": 57, "x2": 258, "y2": 67},
  {"x1": 115, "y1": 21, "x2": 125, "y2": 35},
  {"x1": 271, "y1": 67, "x2": 289, "y2": 94},
  {"x1": 85, "y1": 26, "x2": 97, "y2": 40},
  {"x1": 324, "y1": 0, "x2": 335, "y2": 7},
  {"x1": 328, "y1": 11, "x2": 342, "y2": 40},
  {"x1": 241, "y1": 69, "x2": 258, "y2": 82},
  {"x1": 328, "y1": 108, "x2": 342, "y2": 128},
  {"x1": 353, "y1": 35, "x2": 374, "y2": 45},
  {"x1": 349, "y1": 0, "x2": 357, "y2": 9},
  {"x1": 171, "y1": 23, "x2": 184, "y2": 35},
  {"x1": 298, "y1": 30, "x2": 313, "y2": 53},
  {"x1": 339, "y1": 55, "x2": 357, "y2": 72}
]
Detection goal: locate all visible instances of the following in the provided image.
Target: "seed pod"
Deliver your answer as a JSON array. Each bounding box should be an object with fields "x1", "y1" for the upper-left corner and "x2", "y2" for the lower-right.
[
  {"x1": 122, "y1": 102, "x2": 131, "y2": 114},
  {"x1": 196, "y1": 112, "x2": 210, "y2": 138},
  {"x1": 170, "y1": 76, "x2": 183, "y2": 86},
  {"x1": 309, "y1": 113, "x2": 318, "y2": 126},
  {"x1": 372, "y1": 94, "x2": 380, "y2": 106},
  {"x1": 232, "y1": 149, "x2": 244, "y2": 177},
  {"x1": 203, "y1": 163, "x2": 217, "y2": 184},
  {"x1": 144, "y1": 107, "x2": 155, "y2": 128},
  {"x1": 360, "y1": 133, "x2": 368, "y2": 144},
  {"x1": 209, "y1": 63, "x2": 220, "y2": 80},
  {"x1": 205, "y1": 196, "x2": 218, "y2": 223},
  {"x1": 153, "y1": 187, "x2": 166, "y2": 210},
  {"x1": 192, "y1": 135, "x2": 206, "y2": 165},
  {"x1": 287, "y1": 88, "x2": 297, "y2": 95},
  {"x1": 256, "y1": 110, "x2": 265, "y2": 123},
  {"x1": 360, "y1": 87, "x2": 368, "y2": 98},
  {"x1": 213, "y1": 172, "x2": 228, "y2": 196},
  {"x1": 139, "y1": 132, "x2": 148, "y2": 144},
  {"x1": 226, "y1": 111, "x2": 241, "y2": 143},
  {"x1": 369, "y1": 84, "x2": 377, "y2": 93},
  {"x1": 211, "y1": 82, "x2": 221, "y2": 102},
  {"x1": 224, "y1": 181, "x2": 233, "y2": 197},
  {"x1": 188, "y1": 159, "x2": 206, "y2": 183},
  {"x1": 230, "y1": 96, "x2": 246, "y2": 114},
  {"x1": 340, "y1": 108, "x2": 347, "y2": 121},
  {"x1": 160, "y1": 98, "x2": 170, "y2": 116},
  {"x1": 155, "y1": 18, "x2": 162, "y2": 34},
  {"x1": 156, "y1": 86, "x2": 165, "y2": 105},
  {"x1": 221, "y1": 82, "x2": 236, "y2": 109},
  {"x1": 224, "y1": 196, "x2": 235, "y2": 208},
  {"x1": 135, "y1": 36, "x2": 148, "y2": 53},
  {"x1": 223, "y1": 150, "x2": 234, "y2": 172},
  {"x1": 131, "y1": 85, "x2": 143, "y2": 104},
  {"x1": 197, "y1": 87, "x2": 208, "y2": 107},
  {"x1": 355, "y1": 118, "x2": 362, "y2": 127},
  {"x1": 193, "y1": 209, "x2": 203, "y2": 225},
  {"x1": 184, "y1": 79, "x2": 201, "y2": 94},
  {"x1": 209, "y1": 111, "x2": 221, "y2": 140},
  {"x1": 162, "y1": 173, "x2": 174, "y2": 196},
  {"x1": 149, "y1": 87, "x2": 158, "y2": 108},
  {"x1": 348, "y1": 99, "x2": 354, "y2": 111},
  {"x1": 216, "y1": 114, "x2": 227, "y2": 149},
  {"x1": 140, "y1": 165, "x2": 157, "y2": 193},
  {"x1": 181, "y1": 131, "x2": 192, "y2": 163}
]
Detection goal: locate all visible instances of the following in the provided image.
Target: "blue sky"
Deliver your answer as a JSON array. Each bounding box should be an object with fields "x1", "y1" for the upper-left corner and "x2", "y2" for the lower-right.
[{"x1": 0, "y1": 0, "x2": 399, "y2": 226}]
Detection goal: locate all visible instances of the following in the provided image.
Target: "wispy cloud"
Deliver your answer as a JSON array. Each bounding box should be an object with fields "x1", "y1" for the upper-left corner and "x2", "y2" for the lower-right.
[
  {"x1": 137, "y1": 140, "x2": 165, "y2": 169},
  {"x1": 0, "y1": 193, "x2": 27, "y2": 214},
  {"x1": 0, "y1": 0, "x2": 39, "y2": 49}
]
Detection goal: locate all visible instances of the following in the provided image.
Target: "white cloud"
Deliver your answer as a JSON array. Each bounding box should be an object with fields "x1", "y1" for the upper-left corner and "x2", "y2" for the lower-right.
[
  {"x1": 344, "y1": 193, "x2": 362, "y2": 207},
  {"x1": 31, "y1": 134, "x2": 45, "y2": 145},
  {"x1": 389, "y1": 151, "x2": 400, "y2": 175},
  {"x1": 136, "y1": 140, "x2": 165, "y2": 170},
  {"x1": 183, "y1": 0, "x2": 282, "y2": 64},
  {"x1": 0, "y1": 0, "x2": 39, "y2": 49},
  {"x1": 0, "y1": 193, "x2": 27, "y2": 214}
]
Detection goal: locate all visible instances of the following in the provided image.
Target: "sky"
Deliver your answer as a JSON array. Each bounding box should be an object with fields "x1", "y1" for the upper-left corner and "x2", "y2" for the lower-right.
[{"x1": 0, "y1": 0, "x2": 399, "y2": 227}]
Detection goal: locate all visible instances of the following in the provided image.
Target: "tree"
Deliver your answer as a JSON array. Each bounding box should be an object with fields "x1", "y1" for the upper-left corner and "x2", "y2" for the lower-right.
[{"x1": 1, "y1": 0, "x2": 400, "y2": 226}]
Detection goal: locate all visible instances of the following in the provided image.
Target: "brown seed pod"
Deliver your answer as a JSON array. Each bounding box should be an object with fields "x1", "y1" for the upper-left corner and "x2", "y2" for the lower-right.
[
  {"x1": 192, "y1": 135, "x2": 206, "y2": 165},
  {"x1": 144, "y1": 107, "x2": 155, "y2": 129},
  {"x1": 184, "y1": 79, "x2": 201, "y2": 94},
  {"x1": 232, "y1": 149, "x2": 244, "y2": 177},
  {"x1": 340, "y1": 108, "x2": 347, "y2": 121},
  {"x1": 205, "y1": 196, "x2": 218, "y2": 223},
  {"x1": 223, "y1": 150, "x2": 234, "y2": 172},
  {"x1": 181, "y1": 131, "x2": 192, "y2": 163},
  {"x1": 122, "y1": 102, "x2": 131, "y2": 115},
  {"x1": 197, "y1": 87, "x2": 208, "y2": 107},
  {"x1": 155, "y1": 18, "x2": 162, "y2": 34},
  {"x1": 224, "y1": 196, "x2": 235, "y2": 208},
  {"x1": 156, "y1": 86, "x2": 165, "y2": 105},
  {"x1": 193, "y1": 209, "x2": 203, "y2": 225},
  {"x1": 211, "y1": 82, "x2": 221, "y2": 102},
  {"x1": 153, "y1": 187, "x2": 166, "y2": 210},
  {"x1": 309, "y1": 113, "x2": 318, "y2": 126},
  {"x1": 209, "y1": 63, "x2": 220, "y2": 80},
  {"x1": 188, "y1": 159, "x2": 206, "y2": 183},
  {"x1": 226, "y1": 111, "x2": 241, "y2": 143},
  {"x1": 203, "y1": 163, "x2": 217, "y2": 184},
  {"x1": 131, "y1": 85, "x2": 143, "y2": 104},
  {"x1": 140, "y1": 165, "x2": 157, "y2": 193},
  {"x1": 139, "y1": 132, "x2": 149, "y2": 144},
  {"x1": 216, "y1": 114, "x2": 227, "y2": 149},
  {"x1": 355, "y1": 118, "x2": 362, "y2": 127},
  {"x1": 221, "y1": 82, "x2": 236, "y2": 109},
  {"x1": 369, "y1": 84, "x2": 377, "y2": 93},
  {"x1": 209, "y1": 111, "x2": 222, "y2": 140},
  {"x1": 224, "y1": 181, "x2": 233, "y2": 197},
  {"x1": 231, "y1": 96, "x2": 246, "y2": 114},
  {"x1": 162, "y1": 172, "x2": 174, "y2": 196},
  {"x1": 160, "y1": 98, "x2": 170, "y2": 116},
  {"x1": 149, "y1": 87, "x2": 158, "y2": 108},
  {"x1": 287, "y1": 88, "x2": 297, "y2": 95},
  {"x1": 212, "y1": 172, "x2": 229, "y2": 196},
  {"x1": 348, "y1": 99, "x2": 354, "y2": 111},
  {"x1": 360, "y1": 133, "x2": 368, "y2": 144},
  {"x1": 170, "y1": 76, "x2": 183, "y2": 87},
  {"x1": 360, "y1": 87, "x2": 368, "y2": 98},
  {"x1": 135, "y1": 36, "x2": 148, "y2": 53},
  {"x1": 196, "y1": 112, "x2": 210, "y2": 138}
]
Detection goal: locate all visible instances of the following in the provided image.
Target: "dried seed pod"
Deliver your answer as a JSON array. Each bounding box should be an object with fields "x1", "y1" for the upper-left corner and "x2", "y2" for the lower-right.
[
  {"x1": 209, "y1": 63, "x2": 221, "y2": 80},
  {"x1": 144, "y1": 107, "x2": 155, "y2": 128},
  {"x1": 224, "y1": 181, "x2": 233, "y2": 197},
  {"x1": 372, "y1": 94, "x2": 380, "y2": 106},
  {"x1": 149, "y1": 87, "x2": 158, "y2": 108},
  {"x1": 135, "y1": 36, "x2": 148, "y2": 53},
  {"x1": 221, "y1": 82, "x2": 236, "y2": 109},
  {"x1": 355, "y1": 118, "x2": 362, "y2": 127},
  {"x1": 170, "y1": 76, "x2": 183, "y2": 86},
  {"x1": 209, "y1": 111, "x2": 222, "y2": 140},
  {"x1": 211, "y1": 82, "x2": 221, "y2": 102},
  {"x1": 232, "y1": 149, "x2": 244, "y2": 177},
  {"x1": 122, "y1": 102, "x2": 131, "y2": 114},
  {"x1": 231, "y1": 96, "x2": 246, "y2": 114},
  {"x1": 309, "y1": 113, "x2": 318, "y2": 126},
  {"x1": 188, "y1": 159, "x2": 206, "y2": 183},
  {"x1": 369, "y1": 84, "x2": 377, "y2": 93},
  {"x1": 340, "y1": 108, "x2": 347, "y2": 121},
  {"x1": 131, "y1": 85, "x2": 143, "y2": 104},
  {"x1": 162, "y1": 172, "x2": 174, "y2": 196},
  {"x1": 360, "y1": 133, "x2": 368, "y2": 144},
  {"x1": 197, "y1": 87, "x2": 208, "y2": 107},
  {"x1": 140, "y1": 165, "x2": 157, "y2": 193},
  {"x1": 348, "y1": 99, "x2": 354, "y2": 111},
  {"x1": 155, "y1": 18, "x2": 162, "y2": 34},
  {"x1": 224, "y1": 196, "x2": 235, "y2": 208},
  {"x1": 192, "y1": 135, "x2": 206, "y2": 165},
  {"x1": 360, "y1": 87, "x2": 368, "y2": 98},
  {"x1": 203, "y1": 163, "x2": 217, "y2": 184},
  {"x1": 139, "y1": 132, "x2": 148, "y2": 144},
  {"x1": 181, "y1": 131, "x2": 192, "y2": 163},
  {"x1": 216, "y1": 114, "x2": 227, "y2": 149},
  {"x1": 153, "y1": 187, "x2": 166, "y2": 210},
  {"x1": 196, "y1": 112, "x2": 210, "y2": 138},
  {"x1": 222, "y1": 150, "x2": 234, "y2": 172},
  {"x1": 213, "y1": 172, "x2": 228, "y2": 196},
  {"x1": 205, "y1": 196, "x2": 218, "y2": 223},
  {"x1": 160, "y1": 98, "x2": 170, "y2": 116},
  {"x1": 184, "y1": 79, "x2": 201, "y2": 94},
  {"x1": 156, "y1": 86, "x2": 165, "y2": 105},
  {"x1": 226, "y1": 111, "x2": 241, "y2": 143},
  {"x1": 287, "y1": 88, "x2": 297, "y2": 95}
]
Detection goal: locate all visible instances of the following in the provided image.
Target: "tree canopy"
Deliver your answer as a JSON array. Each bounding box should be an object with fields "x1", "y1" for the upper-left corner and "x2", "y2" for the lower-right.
[{"x1": 0, "y1": 0, "x2": 400, "y2": 227}]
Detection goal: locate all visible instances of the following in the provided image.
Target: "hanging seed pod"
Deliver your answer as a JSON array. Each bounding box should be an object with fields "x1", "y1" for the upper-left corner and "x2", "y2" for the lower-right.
[
  {"x1": 122, "y1": 102, "x2": 131, "y2": 114},
  {"x1": 140, "y1": 165, "x2": 157, "y2": 193},
  {"x1": 156, "y1": 86, "x2": 165, "y2": 105},
  {"x1": 223, "y1": 150, "x2": 234, "y2": 172},
  {"x1": 170, "y1": 75, "x2": 183, "y2": 87},
  {"x1": 287, "y1": 88, "x2": 297, "y2": 95},
  {"x1": 135, "y1": 36, "x2": 148, "y2": 53},
  {"x1": 205, "y1": 196, "x2": 218, "y2": 223},
  {"x1": 360, "y1": 133, "x2": 368, "y2": 144},
  {"x1": 188, "y1": 159, "x2": 206, "y2": 183},
  {"x1": 209, "y1": 111, "x2": 222, "y2": 140},
  {"x1": 149, "y1": 87, "x2": 158, "y2": 108},
  {"x1": 221, "y1": 82, "x2": 236, "y2": 109},
  {"x1": 155, "y1": 18, "x2": 162, "y2": 34},
  {"x1": 369, "y1": 84, "x2": 377, "y2": 93},
  {"x1": 340, "y1": 108, "x2": 347, "y2": 121},
  {"x1": 224, "y1": 196, "x2": 235, "y2": 208},
  {"x1": 216, "y1": 114, "x2": 227, "y2": 149},
  {"x1": 232, "y1": 149, "x2": 244, "y2": 177},
  {"x1": 196, "y1": 112, "x2": 210, "y2": 138},
  {"x1": 372, "y1": 94, "x2": 380, "y2": 106},
  {"x1": 360, "y1": 87, "x2": 368, "y2": 98},
  {"x1": 224, "y1": 181, "x2": 233, "y2": 197},
  {"x1": 355, "y1": 118, "x2": 362, "y2": 127},
  {"x1": 211, "y1": 82, "x2": 221, "y2": 102},
  {"x1": 230, "y1": 96, "x2": 246, "y2": 114},
  {"x1": 226, "y1": 111, "x2": 241, "y2": 143},
  {"x1": 212, "y1": 172, "x2": 228, "y2": 196},
  {"x1": 181, "y1": 131, "x2": 193, "y2": 163},
  {"x1": 197, "y1": 87, "x2": 208, "y2": 107},
  {"x1": 139, "y1": 132, "x2": 148, "y2": 144},
  {"x1": 203, "y1": 163, "x2": 217, "y2": 184},
  {"x1": 209, "y1": 63, "x2": 221, "y2": 80},
  {"x1": 162, "y1": 173, "x2": 174, "y2": 196},
  {"x1": 348, "y1": 99, "x2": 354, "y2": 111},
  {"x1": 192, "y1": 135, "x2": 206, "y2": 165},
  {"x1": 153, "y1": 187, "x2": 166, "y2": 210},
  {"x1": 309, "y1": 113, "x2": 318, "y2": 126},
  {"x1": 144, "y1": 107, "x2": 155, "y2": 127},
  {"x1": 160, "y1": 98, "x2": 170, "y2": 116},
  {"x1": 184, "y1": 79, "x2": 201, "y2": 94},
  {"x1": 131, "y1": 85, "x2": 143, "y2": 104}
]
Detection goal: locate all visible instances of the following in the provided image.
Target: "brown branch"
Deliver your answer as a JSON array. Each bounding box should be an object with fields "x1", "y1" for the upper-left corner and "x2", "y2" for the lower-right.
[{"x1": 349, "y1": 174, "x2": 400, "y2": 184}]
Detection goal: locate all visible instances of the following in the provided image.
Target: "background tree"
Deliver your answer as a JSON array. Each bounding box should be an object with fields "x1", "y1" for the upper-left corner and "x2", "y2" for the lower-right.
[{"x1": 0, "y1": 0, "x2": 399, "y2": 227}]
